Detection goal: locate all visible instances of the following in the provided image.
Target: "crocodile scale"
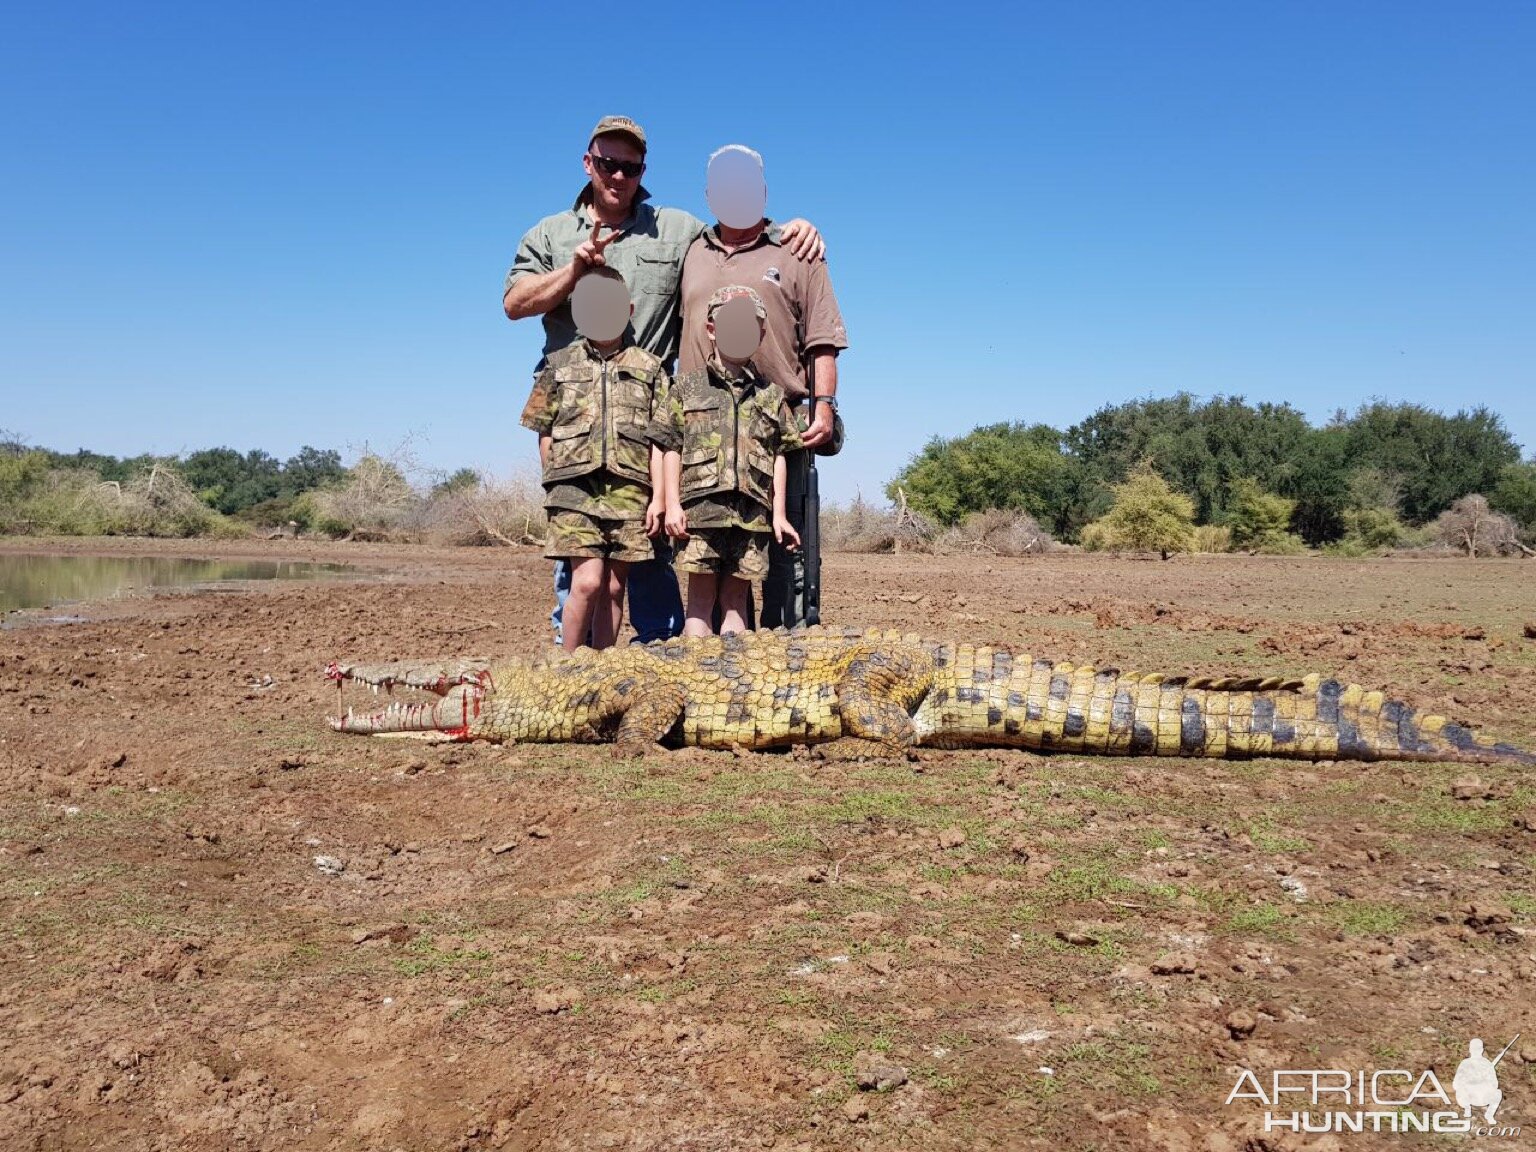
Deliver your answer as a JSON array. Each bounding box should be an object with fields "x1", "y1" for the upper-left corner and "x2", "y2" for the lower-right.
[{"x1": 326, "y1": 626, "x2": 1535, "y2": 765}]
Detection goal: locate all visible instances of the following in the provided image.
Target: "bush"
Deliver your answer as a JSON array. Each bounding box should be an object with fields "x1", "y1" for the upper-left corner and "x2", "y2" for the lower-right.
[
  {"x1": 1491, "y1": 461, "x2": 1536, "y2": 540},
  {"x1": 308, "y1": 453, "x2": 419, "y2": 540},
  {"x1": 1339, "y1": 505, "x2": 1405, "y2": 551},
  {"x1": 821, "y1": 493, "x2": 935, "y2": 554},
  {"x1": 933, "y1": 508, "x2": 1055, "y2": 556},
  {"x1": 1077, "y1": 461, "x2": 1196, "y2": 557},
  {"x1": 1432, "y1": 494, "x2": 1524, "y2": 557},
  {"x1": 1190, "y1": 524, "x2": 1232, "y2": 554},
  {"x1": 99, "y1": 463, "x2": 245, "y2": 537},
  {"x1": 0, "y1": 450, "x2": 51, "y2": 503},
  {"x1": 1227, "y1": 477, "x2": 1298, "y2": 552},
  {"x1": 4, "y1": 467, "x2": 113, "y2": 535},
  {"x1": 416, "y1": 470, "x2": 548, "y2": 546},
  {"x1": 1078, "y1": 519, "x2": 1114, "y2": 552},
  {"x1": 1, "y1": 458, "x2": 244, "y2": 538},
  {"x1": 1249, "y1": 532, "x2": 1309, "y2": 556}
]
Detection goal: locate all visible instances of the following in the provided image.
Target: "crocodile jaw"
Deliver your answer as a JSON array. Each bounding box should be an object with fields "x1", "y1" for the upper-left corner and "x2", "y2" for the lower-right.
[{"x1": 326, "y1": 662, "x2": 493, "y2": 739}]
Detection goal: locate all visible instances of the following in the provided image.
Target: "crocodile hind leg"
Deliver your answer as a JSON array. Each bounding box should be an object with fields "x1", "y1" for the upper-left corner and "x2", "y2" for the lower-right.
[
  {"x1": 612, "y1": 682, "x2": 689, "y2": 758},
  {"x1": 819, "y1": 643, "x2": 935, "y2": 761}
]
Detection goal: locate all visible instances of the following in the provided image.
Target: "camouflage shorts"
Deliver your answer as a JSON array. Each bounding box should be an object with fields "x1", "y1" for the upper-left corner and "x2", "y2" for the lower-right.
[
  {"x1": 676, "y1": 526, "x2": 771, "y2": 582},
  {"x1": 544, "y1": 510, "x2": 655, "y2": 562}
]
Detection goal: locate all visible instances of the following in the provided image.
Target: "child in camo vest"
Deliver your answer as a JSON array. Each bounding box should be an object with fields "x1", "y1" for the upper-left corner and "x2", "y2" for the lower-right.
[
  {"x1": 521, "y1": 267, "x2": 678, "y2": 650},
  {"x1": 662, "y1": 285, "x2": 801, "y2": 636}
]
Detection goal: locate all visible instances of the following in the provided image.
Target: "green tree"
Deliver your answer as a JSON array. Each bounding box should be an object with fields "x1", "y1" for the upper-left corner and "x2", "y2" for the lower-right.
[
  {"x1": 1066, "y1": 393, "x2": 1313, "y2": 525},
  {"x1": 1227, "y1": 477, "x2": 1299, "y2": 551},
  {"x1": 1079, "y1": 460, "x2": 1195, "y2": 558},
  {"x1": 1279, "y1": 425, "x2": 1351, "y2": 545},
  {"x1": 1338, "y1": 402, "x2": 1519, "y2": 523},
  {"x1": 0, "y1": 450, "x2": 50, "y2": 502},
  {"x1": 1334, "y1": 467, "x2": 1407, "y2": 551},
  {"x1": 1490, "y1": 461, "x2": 1536, "y2": 540},
  {"x1": 181, "y1": 448, "x2": 283, "y2": 514},
  {"x1": 887, "y1": 422, "x2": 1083, "y2": 535},
  {"x1": 432, "y1": 468, "x2": 482, "y2": 497},
  {"x1": 279, "y1": 446, "x2": 346, "y2": 495}
]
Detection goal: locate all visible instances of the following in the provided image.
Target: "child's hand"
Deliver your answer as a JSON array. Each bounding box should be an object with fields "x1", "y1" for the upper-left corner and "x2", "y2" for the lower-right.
[
  {"x1": 665, "y1": 503, "x2": 689, "y2": 539},
  {"x1": 774, "y1": 516, "x2": 800, "y2": 550},
  {"x1": 644, "y1": 498, "x2": 664, "y2": 537}
]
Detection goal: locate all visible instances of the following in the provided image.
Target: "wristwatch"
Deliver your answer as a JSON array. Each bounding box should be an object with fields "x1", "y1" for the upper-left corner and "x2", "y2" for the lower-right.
[{"x1": 813, "y1": 395, "x2": 838, "y2": 410}]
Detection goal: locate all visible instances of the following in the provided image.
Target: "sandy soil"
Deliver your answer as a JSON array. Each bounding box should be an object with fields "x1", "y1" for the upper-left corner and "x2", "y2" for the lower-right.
[{"x1": 2, "y1": 536, "x2": 1533, "y2": 1150}]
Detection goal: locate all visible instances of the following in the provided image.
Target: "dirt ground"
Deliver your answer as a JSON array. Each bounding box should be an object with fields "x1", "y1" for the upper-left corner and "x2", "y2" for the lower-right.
[{"x1": 2, "y1": 536, "x2": 1533, "y2": 1151}]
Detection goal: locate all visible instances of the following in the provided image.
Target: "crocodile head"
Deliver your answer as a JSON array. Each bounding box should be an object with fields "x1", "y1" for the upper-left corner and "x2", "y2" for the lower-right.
[{"x1": 326, "y1": 659, "x2": 497, "y2": 740}]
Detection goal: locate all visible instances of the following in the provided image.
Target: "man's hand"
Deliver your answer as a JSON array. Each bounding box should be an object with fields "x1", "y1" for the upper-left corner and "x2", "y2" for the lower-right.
[
  {"x1": 779, "y1": 219, "x2": 825, "y2": 262},
  {"x1": 570, "y1": 221, "x2": 624, "y2": 271},
  {"x1": 799, "y1": 403, "x2": 836, "y2": 450},
  {"x1": 644, "y1": 497, "x2": 665, "y2": 537},
  {"x1": 773, "y1": 515, "x2": 801, "y2": 550},
  {"x1": 664, "y1": 503, "x2": 689, "y2": 539}
]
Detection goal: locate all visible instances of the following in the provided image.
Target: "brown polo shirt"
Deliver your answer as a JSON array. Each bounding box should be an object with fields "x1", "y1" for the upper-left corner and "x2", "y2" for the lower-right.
[{"x1": 679, "y1": 221, "x2": 848, "y2": 401}]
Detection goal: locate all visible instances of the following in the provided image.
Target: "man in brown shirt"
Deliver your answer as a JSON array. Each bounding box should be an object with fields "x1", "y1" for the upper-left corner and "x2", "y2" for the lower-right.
[{"x1": 679, "y1": 145, "x2": 848, "y2": 629}]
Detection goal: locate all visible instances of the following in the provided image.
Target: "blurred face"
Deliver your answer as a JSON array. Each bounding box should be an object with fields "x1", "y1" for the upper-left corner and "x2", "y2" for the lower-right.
[
  {"x1": 582, "y1": 135, "x2": 645, "y2": 216},
  {"x1": 571, "y1": 272, "x2": 632, "y2": 344},
  {"x1": 706, "y1": 148, "x2": 767, "y2": 230},
  {"x1": 707, "y1": 297, "x2": 765, "y2": 364}
]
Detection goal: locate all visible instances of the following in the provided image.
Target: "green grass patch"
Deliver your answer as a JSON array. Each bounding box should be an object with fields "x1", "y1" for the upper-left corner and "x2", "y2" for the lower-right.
[
  {"x1": 1052, "y1": 1037, "x2": 1162, "y2": 1097},
  {"x1": 1404, "y1": 792, "x2": 1510, "y2": 834},
  {"x1": 1324, "y1": 900, "x2": 1412, "y2": 937},
  {"x1": 1509, "y1": 892, "x2": 1535, "y2": 922},
  {"x1": 1247, "y1": 813, "x2": 1309, "y2": 854},
  {"x1": 1044, "y1": 857, "x2": 1177, "y2": 907},
  {"x1": 394, "y1": 933, "x2": 495, "y2": 977},
  {"x1": 1225, "y1": 902, "x2": 1289, "y2": 935}
]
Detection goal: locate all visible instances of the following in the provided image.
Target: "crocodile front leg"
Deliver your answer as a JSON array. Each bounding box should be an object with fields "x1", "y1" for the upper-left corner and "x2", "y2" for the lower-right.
[
  {"x1": 821, "y1": 642, "x2": 935, "y2": 760},
  {"x1": 613, "y1": 682, "x2": 689, "y2": 757}
]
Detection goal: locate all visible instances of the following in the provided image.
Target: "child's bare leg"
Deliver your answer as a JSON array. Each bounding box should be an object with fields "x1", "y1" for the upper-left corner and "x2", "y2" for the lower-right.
[
  {"x1": 563, "y1": 556, "x2": 605, "y2": 651},
  {"x1": 591, "y1": 559, "x2": 629, "y2": 649},
  {"x1": 718, "y1": 575, "x2": 751, "y2": 634},
  {"x1": 683, "y1": 573, "x2": 718, "y2": 638}
]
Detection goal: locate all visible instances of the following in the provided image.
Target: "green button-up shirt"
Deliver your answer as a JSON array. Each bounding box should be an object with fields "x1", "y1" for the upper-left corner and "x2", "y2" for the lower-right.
[{"x1": 505, "y1": 186, "x2": 705, "y2": 370}]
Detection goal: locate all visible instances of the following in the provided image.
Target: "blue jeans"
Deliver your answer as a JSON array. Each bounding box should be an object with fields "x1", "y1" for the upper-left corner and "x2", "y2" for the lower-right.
[{"x1": 551, "y1": 537, "x2": 682, "y2": 646}]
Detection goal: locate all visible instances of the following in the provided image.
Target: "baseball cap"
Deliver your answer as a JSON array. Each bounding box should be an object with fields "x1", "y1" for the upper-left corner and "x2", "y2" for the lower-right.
[
  {"x1": 706, "y1": 284, "x2": 766, "y2": 319},
  {"x1": 589, "y1": 116, "x2": 647, "y2": 155}
]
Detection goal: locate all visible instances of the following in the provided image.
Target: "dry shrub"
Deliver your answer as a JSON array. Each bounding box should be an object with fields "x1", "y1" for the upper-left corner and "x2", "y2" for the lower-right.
[
  {"x1": 1190, "y1": 524, "x2": 1232, "y2": 554},
  {"x1": 418, "y1": 470, "x2": 548, "y2": 546},
  {"x1": 1430, "y1": 495, "x2": 1525, "y2": 557},
  {"x1": 113, "y1": 465, "x2": 220, "y2": 536},
  {"x1": 308, "y1": 453, "x2": 418, "y2": 541},
  {"x1": 2, "y1": 467, "x2": 109, "y2": 534},
  {"x1": 92, "y1": 463, "x2": 243, "y2": 538},
  {"x1": 2, "y1": 459, "x2": 244, "y2": 538},
  {"x1": 821, "y1": 493, "x2": 935, "y2": 554},
  {"x1": 934, "y1": 508, "x2": 1056, "y2": 556}
]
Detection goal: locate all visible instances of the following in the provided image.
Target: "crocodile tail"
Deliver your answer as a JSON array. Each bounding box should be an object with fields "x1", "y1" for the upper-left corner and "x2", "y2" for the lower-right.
[
  {"x1": 1248, "y1": 673, "x2": 1536, "y2": 766},
  {"x1": 1121, "y1": 673, "x2": 1536, "y2": 765},
  {"x1": 917, "y1": 653, "x2": 1535, "y2": 765}
]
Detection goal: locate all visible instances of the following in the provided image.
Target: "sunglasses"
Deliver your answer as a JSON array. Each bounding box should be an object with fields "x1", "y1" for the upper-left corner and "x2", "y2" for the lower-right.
[{"x1": 588, "y1": 153, "x2": 644, "y2": 179}]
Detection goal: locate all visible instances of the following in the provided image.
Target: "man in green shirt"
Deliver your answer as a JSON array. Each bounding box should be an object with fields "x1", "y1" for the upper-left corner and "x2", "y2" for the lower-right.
[{"x1": 503, "y1": 116, "x2": 822, "y2": 644}]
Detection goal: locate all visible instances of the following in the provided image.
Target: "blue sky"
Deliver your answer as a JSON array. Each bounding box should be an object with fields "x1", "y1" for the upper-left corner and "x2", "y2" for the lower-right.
[{"x1": 3, "y1": 2, "x2": 1532, "y2": 505}]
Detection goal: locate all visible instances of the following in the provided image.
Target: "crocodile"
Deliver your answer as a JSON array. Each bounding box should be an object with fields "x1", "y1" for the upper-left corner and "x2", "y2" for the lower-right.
[{"x1": 325, "y1": 626, "x2": 1534, "y2": 765}]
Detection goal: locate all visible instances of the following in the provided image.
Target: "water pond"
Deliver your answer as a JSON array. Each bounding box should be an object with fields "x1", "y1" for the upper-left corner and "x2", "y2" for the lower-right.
[{"x1": 1, "y1": 553, "x2": 355, "y2": 621}]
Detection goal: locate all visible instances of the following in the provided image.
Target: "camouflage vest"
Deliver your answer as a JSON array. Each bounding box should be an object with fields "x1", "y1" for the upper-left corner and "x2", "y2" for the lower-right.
[
  {"x1": 674, "y1": 364, "x2": 787, "y2": 510},
  {"x1": 543, "y1": 344, "x2": 664, "y2": 487}
]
